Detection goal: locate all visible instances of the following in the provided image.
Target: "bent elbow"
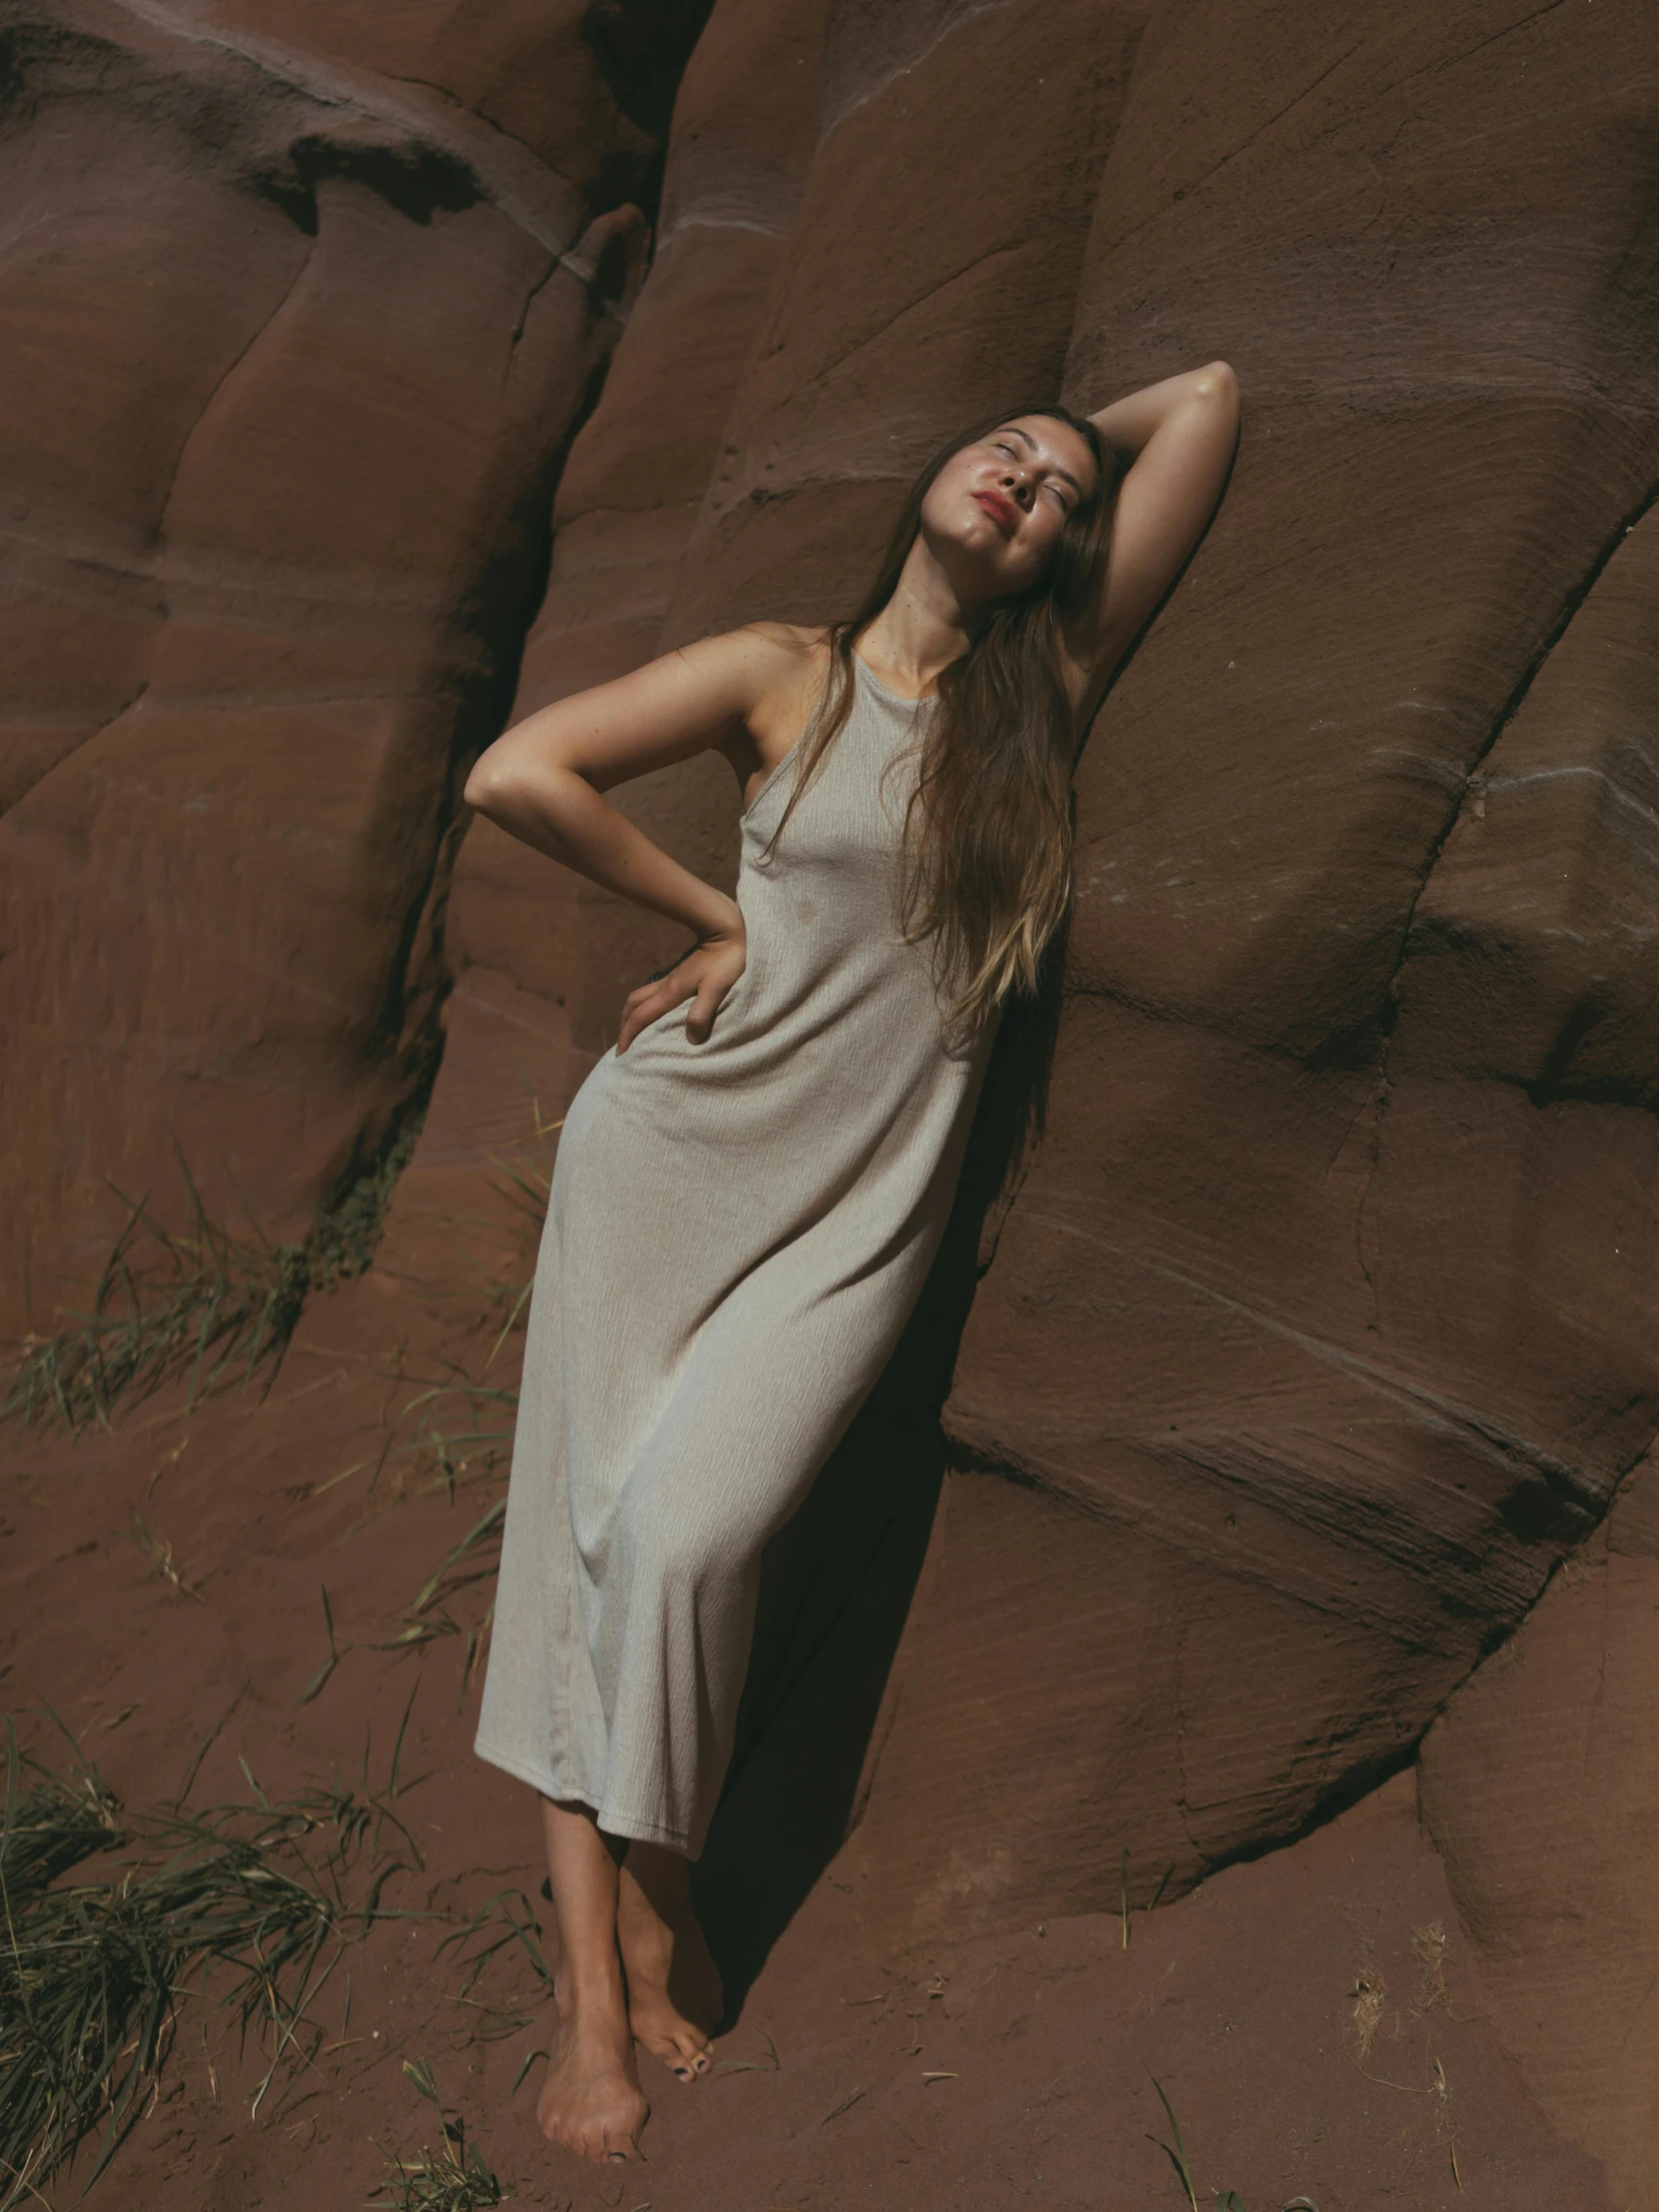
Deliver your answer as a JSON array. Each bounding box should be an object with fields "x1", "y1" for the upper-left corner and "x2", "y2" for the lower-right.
[{"x1": 463, "y1": 749, "x2": 509, "y2": 817}]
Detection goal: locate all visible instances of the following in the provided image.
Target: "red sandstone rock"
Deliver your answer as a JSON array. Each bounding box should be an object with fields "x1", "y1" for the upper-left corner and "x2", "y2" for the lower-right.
[
  {"x1": 447, "y1": 0, "x2": 829, "y2": 1061},
  {"x1": 662, "y1": 0, "x2": 1147, "y2": 647},
  {"x1": 592, "y1": 15, "x2": 1659, "y2": 2189},
  {"x1": 8, "y1": 0, "x2": 1659, "y2": 2195},
  {"x1": 1418, "y1": 1448, "x2": 1659, "y2": 2208},
  {"x1": 0, "y1": 0, "x2": 684, "y2": 1336},
  {"x1": 846, "y1": 0, "x2": 1659, "y2": 1940}
]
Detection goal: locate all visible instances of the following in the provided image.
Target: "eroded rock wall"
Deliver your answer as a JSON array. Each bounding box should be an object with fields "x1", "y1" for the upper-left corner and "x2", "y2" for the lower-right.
[
  {"x1": 498, "y1": 4, "x2": 1656, "y2": 2183},
  {"x1": 845, "y1": 0, "x2": 1659, "y2": 1933},
  {"x1": 447, "y1": 0, "x2": 829, "y2": 1049},
  {"x1": 9, "y1": 0, "x2": 1659, "y2": 2192},
  {"x1": 1417, "y1": 1443, "x2": 1659, "y2": 2207},
  {"x1": 0, "y1": 0, "x2": 707, "y2": 1333}
]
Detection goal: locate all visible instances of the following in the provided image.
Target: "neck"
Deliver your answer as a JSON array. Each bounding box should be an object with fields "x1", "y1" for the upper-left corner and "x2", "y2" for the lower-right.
[{"x1": 854, "y1": 537, "x2": 975, "y2": 697}]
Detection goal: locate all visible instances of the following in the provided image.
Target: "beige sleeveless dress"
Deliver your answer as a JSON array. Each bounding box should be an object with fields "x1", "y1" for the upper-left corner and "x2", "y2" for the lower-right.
[{"x1": 474, "y1": 654, "x2": 997, "y2": 1858}]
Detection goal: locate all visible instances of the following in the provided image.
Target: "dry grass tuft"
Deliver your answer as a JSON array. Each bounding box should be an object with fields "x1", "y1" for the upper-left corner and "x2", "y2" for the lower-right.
[
  {"x1": 130, "y1": 1510, "x2": 209, "y2": 1601},
  {"x1": 378, "y1": 1382, "x2": 519, "y2": 1508},
  {"x1": 1117, "y1": 1851, "x2": 1174, "y2": 1949},
  {"x1": 1412, "y1": 1923, "x2": 1449, "y2": 2011},
  {"x1": 294, "y1": 1500, "x2": 508, "y2": 1717},
  {"x1": 1350, "y1": 1965, "x2": 1387, "y2": 2056},
  {"x1": 370, "y1": 2057, "x2": 505, "y2": 2210},
  {"x1": 1432, "y1": 2055, "x2": 1462, "y2": 2191},
  {"x1": 385, "y1": 1497, "x2": 506, "y2": 1663},
  {"x1": 2, "y1": 1189, "x2": 308, "y2": 1435},
  {"x1": 3, "y1": 1125, "x2": 419, "y2": 1436},
  {"x1": 0, "y1": 1720, "x2": 419, "y2": 2209},
  {"x1": 712, "y1": 2026, "x2": 781, "y2": 2077},
  {"x1": 438, "y1": 1887, "x2": 554, "y2": 2012}
]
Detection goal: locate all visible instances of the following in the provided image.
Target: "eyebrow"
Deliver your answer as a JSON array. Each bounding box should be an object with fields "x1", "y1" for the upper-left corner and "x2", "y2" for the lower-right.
[{"x1": 997, "y1": 422, "x2": 1086, "y2": 498}]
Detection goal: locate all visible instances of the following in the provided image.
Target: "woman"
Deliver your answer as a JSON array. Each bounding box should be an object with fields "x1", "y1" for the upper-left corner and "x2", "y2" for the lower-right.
[{"x1": 466, "y1": 361, "x2": 1240, "y2": 2163}]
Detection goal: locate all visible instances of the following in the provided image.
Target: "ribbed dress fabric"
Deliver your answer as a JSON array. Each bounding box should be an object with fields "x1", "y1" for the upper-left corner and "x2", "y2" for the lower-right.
[{"x1": 474, "y1": 654, "x2": 996, "y2": 1858}]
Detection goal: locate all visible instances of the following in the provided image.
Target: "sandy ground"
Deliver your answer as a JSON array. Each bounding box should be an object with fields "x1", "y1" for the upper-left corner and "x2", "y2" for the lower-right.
[{"x1": 1, "y1": 975, "x2": 1614, "y2": 2210}]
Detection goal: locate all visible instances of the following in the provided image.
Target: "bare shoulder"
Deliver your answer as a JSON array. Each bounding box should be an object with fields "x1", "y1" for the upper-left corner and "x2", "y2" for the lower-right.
[
  {"x1": 723, "y1": 621, "x2": 830, "y2": 710},
  {"x1": 737, "y1": 619, "x2": 829, "y2": 659},
  {"x1": 682, "y1": 622, "x2": 830, "y2": 767},
  {"x1": 686, "y1": 622, "x2": 830, "y2": 784},
  {"x1": 644, "y1": 622, "x2": 824, "y2": 712}
]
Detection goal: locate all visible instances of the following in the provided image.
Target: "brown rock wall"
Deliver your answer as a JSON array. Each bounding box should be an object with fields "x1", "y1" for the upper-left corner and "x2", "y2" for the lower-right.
[
  {"x1": 9, "y1": 0, "x2": 1659, "y2": 2187},
  {"x1": 500, "y1": 0, "x2": 1153, "y2": 1052},
  {"x1": 1417, "y1": 1451, "x2": 1659, "y2": 2206},
  {"x1": 662, "y1": 0, "x2": 1149, "y2": 647},
  {"x1": 844, "y1": 0, "x2": 1659, "y2": 1941},
  {"x1": 197, "y1": 0, "x2": 649, "y2": 176},
  {"x1": 0, "y1": 0, "x2": 683, "y2": 1334},
  {"x1": 448, "y1": 0, "x2": 828, "y2": 1054}
]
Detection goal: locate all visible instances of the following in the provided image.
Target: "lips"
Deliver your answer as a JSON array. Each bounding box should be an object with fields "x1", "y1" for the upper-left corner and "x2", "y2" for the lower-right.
[{"x1": 972, "y1": 487, "x2": 1019, "y2": 537}]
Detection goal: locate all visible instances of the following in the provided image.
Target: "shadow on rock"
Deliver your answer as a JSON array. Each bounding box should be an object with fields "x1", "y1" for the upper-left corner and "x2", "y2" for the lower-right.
[{"x1": 691, "y1": 926, "x2": 1069, "y2": 2010}]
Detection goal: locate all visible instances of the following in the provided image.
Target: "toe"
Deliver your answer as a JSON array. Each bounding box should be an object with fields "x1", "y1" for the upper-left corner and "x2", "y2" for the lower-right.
[{"x1": 653, "y1": 2029, "x2": 705, "y2": 2082}]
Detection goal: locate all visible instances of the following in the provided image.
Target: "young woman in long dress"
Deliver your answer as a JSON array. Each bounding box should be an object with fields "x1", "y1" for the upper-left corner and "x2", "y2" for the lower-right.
[{"x1": 464, "y1": 361, "x2": 1241, "y2": 2163}]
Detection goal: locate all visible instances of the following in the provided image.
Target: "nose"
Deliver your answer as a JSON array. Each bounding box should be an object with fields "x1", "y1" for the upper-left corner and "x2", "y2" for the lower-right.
[{"x1": 999, "y1": 465, "x2": 1036, "y2": 510}]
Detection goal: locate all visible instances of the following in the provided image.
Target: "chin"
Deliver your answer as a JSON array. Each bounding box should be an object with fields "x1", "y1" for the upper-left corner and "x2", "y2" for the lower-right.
[{"x1": 961, "y1": 515, "x2": 1019, "y2": 565}]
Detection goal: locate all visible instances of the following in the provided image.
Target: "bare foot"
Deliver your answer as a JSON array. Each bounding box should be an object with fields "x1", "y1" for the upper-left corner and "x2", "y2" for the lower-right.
[
  {"x1": 617, "y1": 1849, "x2": 725, "y2": 2084},
  {"x1": 536, "y1": 1977, "x2": 649, "y2": 2162}
]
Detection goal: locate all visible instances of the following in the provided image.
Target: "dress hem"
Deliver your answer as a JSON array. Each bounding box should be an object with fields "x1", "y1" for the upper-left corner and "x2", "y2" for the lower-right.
[{"x1": 472, "y1": 1733, "x2": 696, "y2": 1856}]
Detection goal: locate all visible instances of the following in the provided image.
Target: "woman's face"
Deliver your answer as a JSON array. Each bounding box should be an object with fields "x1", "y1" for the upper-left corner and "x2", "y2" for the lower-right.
[{"x1": 919, "y1": 414, "x2": 1098, "y2": 600}]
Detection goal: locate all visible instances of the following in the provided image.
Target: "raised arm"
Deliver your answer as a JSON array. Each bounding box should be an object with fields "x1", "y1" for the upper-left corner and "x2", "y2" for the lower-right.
[
  {"x1": 463, "y1": 624, "x2": 818, "y2": 1049},
  {"x1": 1071, "y1": 360, "x2": 1240, "y2": 713}
]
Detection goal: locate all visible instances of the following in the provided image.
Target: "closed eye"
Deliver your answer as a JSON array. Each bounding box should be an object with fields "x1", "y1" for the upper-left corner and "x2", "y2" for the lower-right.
[{"x1": 989, "y1": 436, "x2": 1075, "y2": 515}]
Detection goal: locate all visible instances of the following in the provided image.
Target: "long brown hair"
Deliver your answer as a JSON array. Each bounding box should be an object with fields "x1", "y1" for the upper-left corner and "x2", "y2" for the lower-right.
[{"x1": 766, "y1": 404, "x2": 1116, "y2": 1036}]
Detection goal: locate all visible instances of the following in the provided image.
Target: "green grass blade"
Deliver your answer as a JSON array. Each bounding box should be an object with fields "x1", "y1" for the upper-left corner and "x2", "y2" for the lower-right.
[{"x1": 1144, "y1": 2067, "x2": 1199, "y2": 2212}]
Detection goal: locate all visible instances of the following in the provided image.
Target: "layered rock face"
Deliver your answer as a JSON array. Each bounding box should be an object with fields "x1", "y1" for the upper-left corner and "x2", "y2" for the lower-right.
[
  {"x1": 447, "y1": 0, "x2": 828, "y2": 1046},
  {"x1": 8, "y1": 0, "x2": 1659, "y2": 2196},
  {"x1": 857, "y1": 0, "x2": 1659, "y2": 1908},
  {"x1": 483, "y1": 0, "x2": 1659, "y2": 2189},
  {"x1": 0, "y1": 0, "x2": 708, "y2": 1332}
]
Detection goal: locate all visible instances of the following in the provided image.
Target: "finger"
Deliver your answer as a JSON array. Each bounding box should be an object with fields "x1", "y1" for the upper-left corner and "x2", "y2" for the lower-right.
[
  {"x1": 619, "y1": 978, "x2": 682, "y2": 1040},
  {"x1": 618, "y1": 973, "x2": 697, "y2": 1054},
  {"x1": 617, "y1": 984, "x2": 660, "y2": 1039},
  {"x1": 617, "y1": 998, "x2": 659, "y2": 1055},
  {"x1": 684, "y1": 978, "x2": 727, "y2": 1043},
  {"x1": 622, "y1": 960, "x2": 692, "y2": 1022}
]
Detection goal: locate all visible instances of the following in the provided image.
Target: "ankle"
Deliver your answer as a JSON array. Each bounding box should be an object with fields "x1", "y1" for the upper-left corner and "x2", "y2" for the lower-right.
[
  {"x1": 555, "y1": 1960, "x2": 628, "y2": 2022},
  {"x1": 623, "y1": 1843, "x2": 691, "y2": 1911}
]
